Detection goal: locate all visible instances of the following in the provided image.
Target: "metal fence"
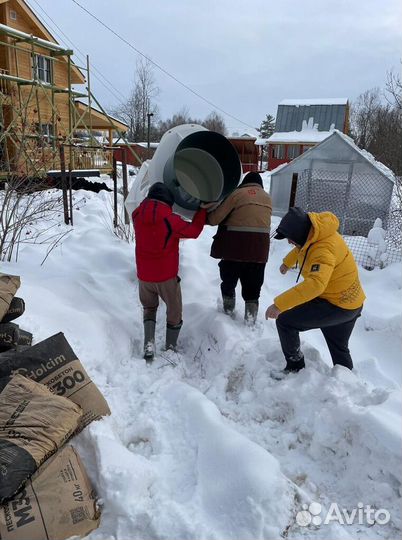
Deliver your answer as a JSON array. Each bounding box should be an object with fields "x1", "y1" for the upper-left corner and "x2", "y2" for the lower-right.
[{"x1": 295, "y1": 169, "x2": 401, "y2": 269}]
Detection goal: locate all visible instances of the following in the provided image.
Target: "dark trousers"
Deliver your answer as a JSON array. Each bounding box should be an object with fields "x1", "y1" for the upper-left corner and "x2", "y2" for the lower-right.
[
  {"x1": 219, "y1": 260, "x2": 266, "y2": 301},
  {"x1": 276, "y1": 298, "x2": 362, "y2": 370}
]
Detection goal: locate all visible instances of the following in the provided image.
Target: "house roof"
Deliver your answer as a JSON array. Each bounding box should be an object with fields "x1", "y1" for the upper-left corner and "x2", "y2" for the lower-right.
[
  {"x1": 2, "y1": 0, "x2": 85, "y2": 84},
  {"x1": 74, "y1": 100, "x2": 129, "y2": 132},
  {"x1": 279, "y1": 98, "x2": 348, "y2": 106},
  {"x1": 271, "y1": 130, "x2": 395, "y2": 183},
  {"x1": 275, "y1": 99, "x2": 348, "y2": 132}
]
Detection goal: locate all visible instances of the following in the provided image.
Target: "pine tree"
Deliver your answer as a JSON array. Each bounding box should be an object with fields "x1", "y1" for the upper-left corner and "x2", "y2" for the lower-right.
[{"x1": 257, "y1": 114, "x2": 275, "y2": 138}]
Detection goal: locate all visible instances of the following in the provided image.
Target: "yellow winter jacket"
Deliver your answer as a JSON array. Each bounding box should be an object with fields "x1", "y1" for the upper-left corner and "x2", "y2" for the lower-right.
[{"x1": 274, "y1": 212, "x2": 366, "y2": 312}]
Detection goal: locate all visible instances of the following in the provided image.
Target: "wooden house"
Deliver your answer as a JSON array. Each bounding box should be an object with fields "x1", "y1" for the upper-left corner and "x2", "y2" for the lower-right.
[
  {"x1": 0, "y1": 0, "x2": 129, "y2": 179},
  {"x1": 227, "y1": 136, "x2": 260, "y2": 173},
  {"x1": 267, "y1": 99, "x2": 349, "y2": 170}
]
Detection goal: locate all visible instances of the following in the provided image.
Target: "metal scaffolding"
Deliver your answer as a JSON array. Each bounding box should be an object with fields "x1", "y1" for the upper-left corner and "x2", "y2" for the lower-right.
[{"x1": 0, "y1": 23, "x2": 140, "y2": 179}]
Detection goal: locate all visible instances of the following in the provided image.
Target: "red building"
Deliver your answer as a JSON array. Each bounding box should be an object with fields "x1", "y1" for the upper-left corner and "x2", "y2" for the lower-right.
[
  {"x1": 113, "y1": 142, "x2": 158, "y2": 166},
  {"x1": 227, "y1": 136, "x2": 260, "y2": 173},
  {"x1": 267, "y1": 99, "x2": 350, "y2": 171}
]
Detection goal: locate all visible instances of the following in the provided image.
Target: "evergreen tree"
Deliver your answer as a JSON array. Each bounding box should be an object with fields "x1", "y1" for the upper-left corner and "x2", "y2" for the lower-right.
[{"x1": 257, "y1": 114, "x2": 275, "y2": 138}]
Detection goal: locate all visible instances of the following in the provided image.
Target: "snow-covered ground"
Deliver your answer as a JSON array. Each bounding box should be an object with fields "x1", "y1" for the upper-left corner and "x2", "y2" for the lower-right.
[{"x1": 1, "y1": 177, "x2": 401, "y2": 540}]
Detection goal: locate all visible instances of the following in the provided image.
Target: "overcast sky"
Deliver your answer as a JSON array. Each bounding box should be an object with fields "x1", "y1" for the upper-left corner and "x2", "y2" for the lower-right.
[{"x1": 27, "y1": 0, "x2": 402, "y2": 135}]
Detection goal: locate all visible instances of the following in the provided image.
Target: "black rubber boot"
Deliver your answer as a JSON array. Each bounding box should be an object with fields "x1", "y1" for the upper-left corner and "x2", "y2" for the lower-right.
[
  {"x1": 143, "y1": 319, "x2": 156, "y2": 362},
  {"x1": 165, "y1": 321, "x2": 182, "y2": 351},
  {"x1": 222, "y1": 294, "x2": 235, "y2": 315},
  {"x1": 285, "y1": 352, "x2": 305, "y2": 373},
  {"x1": 245, "y1": 300, "x2": 259, "y2": 325}
]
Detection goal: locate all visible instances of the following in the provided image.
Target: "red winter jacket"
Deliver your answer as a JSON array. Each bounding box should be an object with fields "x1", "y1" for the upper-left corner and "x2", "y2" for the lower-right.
[{"x1": 132, "y1": 198, "x2": 206, "y2": 282}]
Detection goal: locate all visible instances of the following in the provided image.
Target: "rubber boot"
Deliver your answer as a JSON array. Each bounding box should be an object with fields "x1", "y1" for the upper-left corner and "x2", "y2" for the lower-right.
[
  {"x1": 165, "y1": 321, "x2": 182, "y2": 351},
  {"x1": 143, "y1": 319, "x2": 156, "y2": 362},
  {"x1": 245, "y1": 300, "x2": 259, "y2": 325},
  {"x1": 285, "y1": 352, "x2": 305, "y2": 373},
  {"x1": 222, "y1": 294, "x2": 235, "y2": 315}
]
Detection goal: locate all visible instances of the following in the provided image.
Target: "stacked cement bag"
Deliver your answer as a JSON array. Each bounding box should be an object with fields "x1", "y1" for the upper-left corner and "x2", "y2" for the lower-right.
[
  {"x1": 0, "y1": 274, "x2": 32, "y2": 353},
  {"x1": 0, "y1": 445, "x2": 100, "y2": 540},
  {"x1": 0, "y1": 278, "x2": 110, "y2": 538},
  {"x1": 0, "y1": 374, "x2": 82, "y2": 503},
  {"x1": 0, "y1": 332, "x2": 111, "y2": 431}
]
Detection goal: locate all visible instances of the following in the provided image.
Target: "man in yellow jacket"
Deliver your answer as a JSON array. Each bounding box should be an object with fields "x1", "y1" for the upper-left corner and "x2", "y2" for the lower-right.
[{"x1": 265, "y1": 207, "x2": 365, "y2": 373}]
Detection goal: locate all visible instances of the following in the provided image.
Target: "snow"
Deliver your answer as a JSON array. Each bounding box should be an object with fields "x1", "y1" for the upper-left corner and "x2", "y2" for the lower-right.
[
  {"x1": 1, "y1": 180, "x2": 401, "y2": 540},
  {"x1": 279, "y1": 98, "x2": 348, "y2": 106},
  {"x1": 267, "y1": 118, "x2": 335, "y2": 144},
  {"x1": 267, "y1": 130, "x2": 333, "y2": 144}
]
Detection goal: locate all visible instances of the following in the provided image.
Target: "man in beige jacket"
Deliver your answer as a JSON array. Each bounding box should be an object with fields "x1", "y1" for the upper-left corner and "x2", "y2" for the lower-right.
[{"x1": 207, "y1": 172, "x2": 272, "y2": 323}]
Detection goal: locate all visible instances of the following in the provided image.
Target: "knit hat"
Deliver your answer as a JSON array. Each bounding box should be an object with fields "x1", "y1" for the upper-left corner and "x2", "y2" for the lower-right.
[
  {"x1": 274, "y1": 207, "x2": 312, "y2": 246},
  {"x1": 240, "y1": 171, "x2": 263, "y2": 187},
  {"x1": 147, "y1": 182, "x2": 174, "y2": 207}
]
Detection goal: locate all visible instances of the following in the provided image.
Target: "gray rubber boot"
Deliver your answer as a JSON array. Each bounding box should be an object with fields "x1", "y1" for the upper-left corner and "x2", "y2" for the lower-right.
[
  {"x1": 165, "y1": 321, "x2": 182, "y2": 351},
  {"x1": 245, "y1": 300, "x2": 259, "y2": 325},
  {"x1": 222, "y1": 295, "x2": 236, "y2": 315},
  {"x1": 143, "y1": 319, "x2": 156, "y2": 362}
]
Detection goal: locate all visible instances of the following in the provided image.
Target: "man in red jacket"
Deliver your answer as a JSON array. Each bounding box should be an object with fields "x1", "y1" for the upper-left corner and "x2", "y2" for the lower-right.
[{"x1": 132, "y1": 182, "x2": 207, "y2": 361}]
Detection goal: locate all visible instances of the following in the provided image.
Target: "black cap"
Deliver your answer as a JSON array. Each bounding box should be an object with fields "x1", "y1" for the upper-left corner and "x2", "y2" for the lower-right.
[
  {"x1": 147, "y1": 182, "x2": 174, "y2": 207},
  {"x1": 274, "y1": 207, "x2": 312, "y2": 246},
  {"x1": 240, "y1": 171, "x2": 263, "y2": 187}
]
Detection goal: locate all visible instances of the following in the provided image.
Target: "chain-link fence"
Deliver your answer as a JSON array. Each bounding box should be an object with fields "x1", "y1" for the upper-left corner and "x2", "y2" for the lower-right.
[{"x1": 295, "y1": 169, "x2": 401, "y2": 269}]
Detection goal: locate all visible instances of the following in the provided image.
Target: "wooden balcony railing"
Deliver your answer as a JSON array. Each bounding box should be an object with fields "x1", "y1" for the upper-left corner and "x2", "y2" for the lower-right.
[
  {"x1": 0, "y1": 68, "x2": 10, "y2": 95},
  {"x1": 70, "y1": 146, "x2": 113, "y2": 171}
]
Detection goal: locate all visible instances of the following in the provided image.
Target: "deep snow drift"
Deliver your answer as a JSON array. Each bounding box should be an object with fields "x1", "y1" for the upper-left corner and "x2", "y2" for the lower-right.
[{"x1": 1, "y1": 179, "x2": 401, "y2": 540}]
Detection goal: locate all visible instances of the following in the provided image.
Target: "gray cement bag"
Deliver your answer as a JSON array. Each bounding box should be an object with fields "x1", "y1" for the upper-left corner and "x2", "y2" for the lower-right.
[
  {"x1": 0, "y1": 445, "x2": 100, "y2": 540},
  {"x1": 0, "y1": 275, "x2": 20, "y2": 321},
  {"x1": 0, "y1": 374, "x2": 82, "y2": 504},
  {"x1": 17, "y1": 329, "x2": 33, "y2": 350},
  {"x1": 0, "y1": 323, "x2": 20, "y2": 353},
  {"x1": 1, "y1": 297, "x2": 25, "y2": 323},
  {"x1": 0, "y1": 332, "x2": 111, "y2": 431}
]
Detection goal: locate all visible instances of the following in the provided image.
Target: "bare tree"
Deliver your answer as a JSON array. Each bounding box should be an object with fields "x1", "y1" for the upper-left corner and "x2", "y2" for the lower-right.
[
  {"x1": 154, "y1": 107, "x2": 202, "y2": 140},
  {"x1": 155, "y1": 108, "x2": 227, "y2": 140},
  {"x1": 351, "y1": 82, "x2": 402, "y2": 177},
  {"x1": 386, "y1": 64, "x2": 402, "y2": 111},
  {"x1": 202, "y1": 111, "x2": 227, "y2": 135},
  {"x1": 350, "y1": 88, "x2": 382, "y2": 148},
  {"x1": 111, "y1": 58, "x2": 159, "y2": 142}
]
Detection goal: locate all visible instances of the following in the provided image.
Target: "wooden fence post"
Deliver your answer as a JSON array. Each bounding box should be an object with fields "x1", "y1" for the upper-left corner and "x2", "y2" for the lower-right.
[
  {"x1": 59, "y1": 145, "x2": 70, "y2": 225},
  {"x1": 112, "y1": 155, "x2": 118, "y2": 228},
  {"x1": 122, "y1": 148, "x2": 129, "y2": 224}
]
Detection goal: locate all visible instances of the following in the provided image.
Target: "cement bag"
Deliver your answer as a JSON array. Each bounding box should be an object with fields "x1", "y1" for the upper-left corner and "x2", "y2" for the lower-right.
[
  {"x1": 17, "y1": 329, "x2": 33, "y2": 350},
  {"x1": 0, "y1": 374, "x2": 82, "y2": 504},
  {"x1": 0, "y1": 445, "x2": 100, "y2": 540},
  {"x1": 1, "y1": 297, "x2": 25, "y2": 323},
  {"x1": 0, "y1": 323, "x2": 20, "y2": 353},
  {"x1": 0, "y1": 332, "x2": 110, "y2": 431},
  {"x1": 0, "y1": 275, "x2": 20, "y2": 321}
]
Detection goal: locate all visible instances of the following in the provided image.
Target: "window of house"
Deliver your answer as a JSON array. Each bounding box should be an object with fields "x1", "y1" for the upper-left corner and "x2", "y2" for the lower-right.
[
  {"x1": 9, "y1": 10, "x2": 17, "y2": 20},
  {"x1": 272, "y1": 144, "x2": 285, "y2": 159},
  {"x1": 32, "y1": 54, "x2": 53, "y2": 84},
  {"x1": 36, "y1": 123, "x2": 54, "y2": 143},
  {"x1": 287, "y1": 145, "x2": 300, "y2": 159}
]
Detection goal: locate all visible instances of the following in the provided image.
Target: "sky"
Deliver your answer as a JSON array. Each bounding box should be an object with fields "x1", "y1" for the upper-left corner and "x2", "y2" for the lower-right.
[{"x1": 26, "y1": 0, "x2": 402, "y2": 135}]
